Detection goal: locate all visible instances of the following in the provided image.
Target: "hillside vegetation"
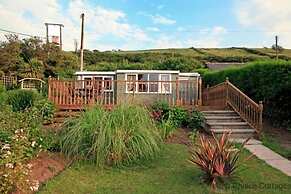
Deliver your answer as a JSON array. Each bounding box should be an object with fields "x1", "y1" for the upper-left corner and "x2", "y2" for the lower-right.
[{"x1": 1, "y1": 35, "x2": 291, "y2": 79}]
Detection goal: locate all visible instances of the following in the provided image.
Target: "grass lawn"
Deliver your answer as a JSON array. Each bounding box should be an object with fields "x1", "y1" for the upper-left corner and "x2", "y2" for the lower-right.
[
  {"x1": 262, "y1": 134, "x2": 291, "y2": 160},
  {"x1": 38, "y1": 144, "x2": 291, "y2": 194}
]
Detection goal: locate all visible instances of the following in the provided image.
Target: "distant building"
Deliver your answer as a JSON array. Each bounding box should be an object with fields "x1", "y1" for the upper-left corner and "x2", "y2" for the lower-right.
[{"x1": 205, "y1": 62, "x2": 245, "y2": 70}]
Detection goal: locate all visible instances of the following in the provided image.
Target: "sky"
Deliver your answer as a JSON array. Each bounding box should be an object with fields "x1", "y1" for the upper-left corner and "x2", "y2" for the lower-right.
[{"x1": 1, "y1": 0, "x2": 291, "y2": 51}]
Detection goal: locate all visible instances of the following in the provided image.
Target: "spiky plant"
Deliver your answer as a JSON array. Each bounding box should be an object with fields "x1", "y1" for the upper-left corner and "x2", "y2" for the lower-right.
[
  {"x1": 189, "y1": 131, "x2": 249, "y2": 190},
  {"x1": 60, "y1": 104, "x2": 161, "y2": 167}
]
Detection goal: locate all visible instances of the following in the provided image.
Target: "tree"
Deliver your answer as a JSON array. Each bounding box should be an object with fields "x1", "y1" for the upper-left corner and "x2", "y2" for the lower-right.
[{"x1": 0, "y1": 34, "x2": 23, "y2": 75}]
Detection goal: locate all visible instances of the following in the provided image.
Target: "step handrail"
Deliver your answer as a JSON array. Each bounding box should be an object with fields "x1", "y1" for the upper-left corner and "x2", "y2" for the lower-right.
[{"x1": 202, "y1": 78, "x2": 263, "y2": 135}]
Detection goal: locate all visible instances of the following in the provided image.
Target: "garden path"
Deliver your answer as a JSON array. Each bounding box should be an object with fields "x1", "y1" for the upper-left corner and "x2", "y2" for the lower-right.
[{"x1": 234, "y1": 139, "x2": 291, "y2": 176}]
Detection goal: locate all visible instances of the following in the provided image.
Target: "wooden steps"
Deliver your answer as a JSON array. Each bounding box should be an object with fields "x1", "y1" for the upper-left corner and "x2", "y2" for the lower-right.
[
  {"x1": 202, "y1": 110, "x2": 256, "y2": 139},
  {"x1": 42, "y1": 111, "x2": 80, "y2": 132}
]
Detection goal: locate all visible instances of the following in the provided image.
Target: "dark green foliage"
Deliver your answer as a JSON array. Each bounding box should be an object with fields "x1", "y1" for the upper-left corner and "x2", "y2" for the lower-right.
[
  {"x1": 203, "y1": 60, "x2": 291, "y2": 126},
  {"x1": 33, "y1": 98, "x2": 55, "y2": 122},
  {"x1": 151, "y1": 101, "x2": 189, "y2": 127},
  {"x1": 170, "y1": 107, "x2": 189, "y2": 127},
  {"x1": 0, "y1": 84, "x2": 7, "y2": 107},
  {"x1": 155, "y1": 58, "x2": 203, "y2": 72},
  {"x1": 188, "y1": 110, "x2": 205, "y2": 130},
  {"x1": 159, "y1": 112, "x2": 178, "y2": 139},
  {"x1": 60, "y1": 105, "x2": 161, "y2": 167},
  {"x1": 7, "y1": 89, "x2": 37, "y2": 112}
]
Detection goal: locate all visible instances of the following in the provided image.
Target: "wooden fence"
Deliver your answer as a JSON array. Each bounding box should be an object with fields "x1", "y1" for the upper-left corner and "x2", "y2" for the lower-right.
[
  {"x1": 0, "y1": 75, "x2": 17, "y2": 88},
  {"x1": 48, "y1": 78, "x2": 202, "y2": 110},
  {"x1": 202, "y1": 78, "x2": 263, "y2": 134}
]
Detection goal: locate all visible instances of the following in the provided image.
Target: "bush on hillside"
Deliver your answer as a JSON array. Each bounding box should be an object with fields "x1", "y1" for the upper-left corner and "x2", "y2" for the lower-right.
[
  {"x1": 0, "y1": 84, "x2": 7, "y2": 107},
  {"x1": 203, "y1": 60, "x2": 291, "y2": 126},
  {"x1": 6, "y1": 90, "x2": 37, "y2": 112},
  {"x1": 188, "y1": 110, "x2": 205, "y2": 130},
  {"x1": 151, "y1": 101, "x2": 189, "y2": 127},
  {"x1": 33, "y1": 98, "x2": 55, "y2": 122},
  {"x1": 60, "y1": 105, "x2": 161, "y2": 167}
]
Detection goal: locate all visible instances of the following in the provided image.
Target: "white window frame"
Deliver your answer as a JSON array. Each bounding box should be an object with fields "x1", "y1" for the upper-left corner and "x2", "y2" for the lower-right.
[
  {"x1": 125, "y1": 73, "x2": 172, "y2": 94},
  {"x1": 82, "y1": 76, "x2": 114, "y2": 91},
  {"x1": 159, "y1": 74, "x2": 172, "y2": 94}
]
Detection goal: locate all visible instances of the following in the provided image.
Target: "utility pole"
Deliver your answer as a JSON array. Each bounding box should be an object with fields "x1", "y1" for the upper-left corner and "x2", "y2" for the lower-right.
[
  {"x1": 80, "y1": 13, "x2": 85, "y2": 71},
  {"x1": 44, "y1": 23, "x2": 64, "y2": 50},
  {"x1": 275, "y1": 35, "x2": 279, "y2": 60}
]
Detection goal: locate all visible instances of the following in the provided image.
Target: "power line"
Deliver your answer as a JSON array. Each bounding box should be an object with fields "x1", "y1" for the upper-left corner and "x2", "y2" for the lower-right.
[{"x1": 0, "y1": 27, "x2": 47, "y2": 39}]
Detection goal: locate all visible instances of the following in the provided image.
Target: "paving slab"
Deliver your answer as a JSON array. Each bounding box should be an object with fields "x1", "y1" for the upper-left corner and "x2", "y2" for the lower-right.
[
  {"x1": 245, "y1": 144, "x2": 286, "y2": 160},
  {"x1": 264, "y1": 159, "x2": 291, "y2": 176},
  {"x1": 230, "y1": 138, "x2": 262, "y2": 145},
  {"x1": 231, "y1": 138, "x2": 291, "y2": 176}
]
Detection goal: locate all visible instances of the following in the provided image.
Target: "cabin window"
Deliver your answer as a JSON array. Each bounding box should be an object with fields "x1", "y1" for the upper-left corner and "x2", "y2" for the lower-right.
[
  {"x1": 160, "y1": 74, "x2": 171, "y2": 93},
  {"x1": 149, "y1": 74, "x2": 159, "y2": 92},
  {"x1": 138, "y1": 74, "x2": 148, "y2": 92},
  {"x1": 126, "y1": 73, "x2": 171, "y2": 93},
  {"x1": 126, "y1": 75, "x2": 136, "y2": 92},
  {"x1": 84, "y1": 77, "x2": 92, "y2": 88}
]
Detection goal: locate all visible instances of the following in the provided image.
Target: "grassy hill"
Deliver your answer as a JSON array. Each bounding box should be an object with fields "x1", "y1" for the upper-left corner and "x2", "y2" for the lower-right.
[
  {"x1": 115, "y1": 47, "x2": 291, "y2": 60},
  {"x1": 82, "y1": 47, "x2": 291, "y2": 73}
]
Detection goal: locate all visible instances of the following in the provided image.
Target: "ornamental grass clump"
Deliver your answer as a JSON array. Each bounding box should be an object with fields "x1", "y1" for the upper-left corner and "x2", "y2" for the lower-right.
[
  {"x1": 60, "y1": 104, "x2": 161, "y2": 167},
  {"x1": 189, "y1": 131, "x2": 250, "y2": 190}
]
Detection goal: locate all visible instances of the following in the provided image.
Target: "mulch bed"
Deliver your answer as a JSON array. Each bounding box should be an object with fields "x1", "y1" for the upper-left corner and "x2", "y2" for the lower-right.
[
  {"x1": 13, "y1": 152, "x2": 70, "y2": 194},
  {"x1": 165, "y1": 128, "x2": 193, "y2": 146}
]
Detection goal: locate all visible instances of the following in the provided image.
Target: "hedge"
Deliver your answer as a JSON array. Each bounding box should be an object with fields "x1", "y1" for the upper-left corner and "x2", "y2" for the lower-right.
[{"x1": 203, "y1": 60, "x2": 291, "y2": 126}]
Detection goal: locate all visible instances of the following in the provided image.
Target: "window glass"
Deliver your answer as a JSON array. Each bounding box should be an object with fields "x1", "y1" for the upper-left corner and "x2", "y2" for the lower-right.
[
  {"x1": 138, "y1": 74, "x2": 148, "y2": 92},
  {"x1": 84, "y1": 77, "x2": 92, "y2": 87},
  {"x1": 104, "y1": 77, "x2": 112, "y2": 90},
  {"x1": 149, "y1": 74, "x2": 159, "y2": 92},
  {"x1": 160, "y1": 74, "x2": 171, "y2": 93},
  {"x1": 127, "y1": 75, "x2": 136, "y2": 92}
]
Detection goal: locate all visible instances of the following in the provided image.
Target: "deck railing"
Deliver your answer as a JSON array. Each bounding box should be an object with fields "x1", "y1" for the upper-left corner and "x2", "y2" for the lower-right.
[
  {"x1": 202, "y1": 78, "x2": 263, "y2": 134},
  {"x1": 48, "y1": 78, "x2": 202, "y2": 110}
]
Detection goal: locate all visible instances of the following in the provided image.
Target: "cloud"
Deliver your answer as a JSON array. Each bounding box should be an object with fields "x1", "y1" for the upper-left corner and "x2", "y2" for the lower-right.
[
  {"x1": 0, "y1": 0, "x2": 150, "y2": 51},
  {"x1": 151, "y1": 14, "x2": 176, "y2": 25},
  {"x1": 235, "y1": 0, "x2": 291, "y2": 47},
  {"x1": 146, "y1": 27, "x2": 160, "y2": 32},
  {"x1": 152, "y1": 26, "x2": 227, "y2": 49}
]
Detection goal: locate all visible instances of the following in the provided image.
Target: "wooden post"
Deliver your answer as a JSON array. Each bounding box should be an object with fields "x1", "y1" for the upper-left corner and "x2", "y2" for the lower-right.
[
  {"x1": 175, "y1": 78, "x2": 179, "y2": 105},
  {"x1": 258, "y1": 101, "x2": 263, "y2": 135},
  {"x1": 59, "y1": 25, "x2": 63, "y2": 50},
  {"x1": 205, "y1": 84, "x2": 209, "y2": 106},
  {"x1": 225, "y1": 77, "x2": 229, "y2": 107},
  {"x1": 80, "y1": 13, "x2": 85, "y2": 71},
  {"x1": 48, "y1": 76, "x2": 51, "y2": 101},
  {"x1": 198, "y1": 77, "x2": 202, "y2": 106}
]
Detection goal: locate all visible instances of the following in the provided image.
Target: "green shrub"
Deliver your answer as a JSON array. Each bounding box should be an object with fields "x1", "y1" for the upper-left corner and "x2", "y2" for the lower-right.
[
  {"x1": 170, "y1": 106, "x2": 189, "y2": 127},
  {"x1": 0, "y1": 106, "x2": 45, "y2": 193},
  {"x1": 151, "y1": 101, "x2": 188, "y2": 127},
  {"x1": 151, "y1": 100, "x2": 171, "y2": 123},
  {"x1": 0, "y1": 84, "x2": 5, "y2": 94},
  {"x1": 33, "y1": 98, "x2": 55, "y2": 122},
  {"x1": 159, "y1": 113, "x2": 177, "y2": 139},
  {"x1": 7, "y1": 90, "x2": 37, "y2": 112},
  {"x1": 0, "y1": 84, "x2": 7, "y2": 107},
  {"x1": 188, "y1": 110, "x2": 205, "y2": 130},
  {"x1": 204, "y1": 60, "x2": 291, "y2": 126},
  {"x1": 60, "y1": 104, "x2": 161, "y2": 167}
]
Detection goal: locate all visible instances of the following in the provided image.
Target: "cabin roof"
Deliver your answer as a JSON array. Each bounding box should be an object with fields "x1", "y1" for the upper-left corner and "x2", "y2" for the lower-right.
[{"x1": 75, "y1": 70, "x2": 200, "y2": 76}]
